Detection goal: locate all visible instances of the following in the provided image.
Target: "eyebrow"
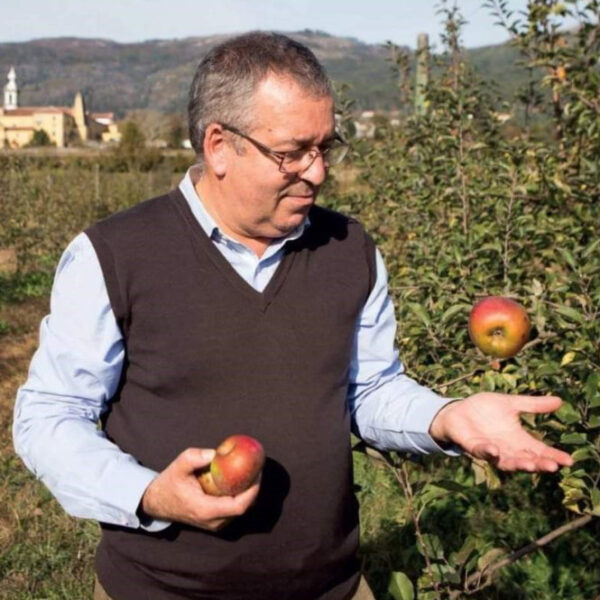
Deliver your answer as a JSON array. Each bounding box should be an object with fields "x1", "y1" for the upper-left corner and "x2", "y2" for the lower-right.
[{"x1": 281, "y1": 133, "x2": 337, "y2": 148}]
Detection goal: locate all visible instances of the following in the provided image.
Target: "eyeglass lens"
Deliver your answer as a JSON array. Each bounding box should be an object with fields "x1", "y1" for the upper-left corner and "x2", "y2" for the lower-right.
[{"x1": 280, "y1": 143, "x2": 347, "y2": 173}]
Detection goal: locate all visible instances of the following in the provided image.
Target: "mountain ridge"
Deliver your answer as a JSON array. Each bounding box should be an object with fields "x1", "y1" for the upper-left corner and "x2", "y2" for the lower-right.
[{"x1": 0, "y1": 31, "x2": 521, "y2": 117}]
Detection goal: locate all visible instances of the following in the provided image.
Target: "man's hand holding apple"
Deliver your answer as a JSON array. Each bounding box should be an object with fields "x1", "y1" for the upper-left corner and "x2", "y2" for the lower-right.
[{"x1": 140, "y1": 447, "x2": 261, "y2": 532}]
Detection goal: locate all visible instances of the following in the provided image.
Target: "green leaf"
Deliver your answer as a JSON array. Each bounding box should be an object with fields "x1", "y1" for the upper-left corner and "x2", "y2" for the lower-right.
[
  {"x1": 436, "y1": 563, "x2": 461, "y2": 585},
  {"x1": 408, "y1": 302, "x2": 431, "y2": 327},
  {"x1": 419, "y1": 484, "x2": 451, "y2": 506},
  {"x1": 571, "y1": 447, "x2": 594, "y2": 462},
  {"x1": 555, "y1": 402, "x2": 580, "y2": 425},
  {"x1": 477, "y1": 548, "x2": 506, "y2": 572},
  {"x1": 560, "y1": 351, "x2": 576, "y2": 366},
  {"x1": 555, "y1": 305, "x2": 586, "y2": 324},
  {"x1": 564, "y1": 501, "x2": 584, "y2": 515},
  {"x1": 432, "y1": 480, "x2": 471, "y2": 493},
  {"x1": 544, "y1": 418, "x2": 567, "y2": 432},
  {"x1": 418, "y1": 534, "x2": 445, "y2": 560},
  {"x1": 501, "y1": 372, "x2": 518, "y2": 389},
  {"x1": 587, "y1": 414, "x2": 600, "y2": 429},
  {"x1": 531, "y1": 279, "x2": 544, "y2": 296},
  {"x1": 562, "y1": 486, "x2": 586, "y2": 506},
  {"x1": 561, "y1": 476, "x2": 587, "y2": 490},
  {"x1": 472, "y1": 459, "x2": 502, "y2": 489},
  {"x1": 441, "y1": 303, "x2": 470, "y2": 323},
  {"x1": 552, "y1": 175, "x2": 573, "y2": 195},
  {"x1": 536, "y1": 363, "x2": 559, "y2": 377},
  {"x1": 467, "y1": 142, "x2": 488, "y2": 151},
  {"x1": 582, "y1": 239, "x2": 600, "y2": 259},
  {"x1": 585, "y1": 373, "x2": 600, "y2": 408},
  {"x1": 483, "y1": 371, "x2": 496, "y2": 392},
  {"x1": 560, "y1": 433, "x2": 588, "y2": 445},
  {"x1": 453, "y1": 536, "x2": 479, "y2": 569},
  {"x1": 419, "y1": 480, "x2": 469, "y2": 506},
  {"x1": 388, "y1": 571, "x2": 414, "y2": 600}
]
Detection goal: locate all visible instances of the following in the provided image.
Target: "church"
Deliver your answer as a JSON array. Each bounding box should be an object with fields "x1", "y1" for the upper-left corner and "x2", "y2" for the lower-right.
[{"x1": 0, "y1": 67, "x2": 121, "y2": 148}]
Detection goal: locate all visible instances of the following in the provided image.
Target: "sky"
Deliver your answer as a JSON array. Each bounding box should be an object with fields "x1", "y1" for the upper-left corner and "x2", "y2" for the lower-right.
[{"x1": 2, "y1": 0, "x2": 538, "y2": 49}]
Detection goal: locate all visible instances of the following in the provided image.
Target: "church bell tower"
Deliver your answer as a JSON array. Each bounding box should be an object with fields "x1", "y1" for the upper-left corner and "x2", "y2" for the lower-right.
[{"x1": 4, "y1": 67, "x2": 19, "y2": 109}]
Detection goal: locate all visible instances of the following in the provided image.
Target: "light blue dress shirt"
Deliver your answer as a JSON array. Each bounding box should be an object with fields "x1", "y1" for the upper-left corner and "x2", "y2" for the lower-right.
[{"x1": 13, "y1": 168, "x2": 455, "y2": 531}]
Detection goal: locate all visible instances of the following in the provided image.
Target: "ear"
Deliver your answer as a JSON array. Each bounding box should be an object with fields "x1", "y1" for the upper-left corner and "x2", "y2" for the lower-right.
[{"x1": 202, "y1": 123, "x2": 228, "y2": 176}]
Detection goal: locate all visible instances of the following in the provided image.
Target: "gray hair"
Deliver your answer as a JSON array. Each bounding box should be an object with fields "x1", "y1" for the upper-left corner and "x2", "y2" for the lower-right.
[{"x1": 187, "y1": 31, "x2": 333, "y2": 165}]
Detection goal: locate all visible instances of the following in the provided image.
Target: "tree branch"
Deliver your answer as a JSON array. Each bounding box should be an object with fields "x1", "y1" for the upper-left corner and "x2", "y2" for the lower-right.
[{"x1": 464, "y1": 514, "x2": 595, "y2": 594}]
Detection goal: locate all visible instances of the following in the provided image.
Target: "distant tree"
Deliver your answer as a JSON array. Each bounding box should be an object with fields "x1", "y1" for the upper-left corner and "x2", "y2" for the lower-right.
[
  {"x1": 166, "y1": 114, "x2": 186, "y2": 149},
  {"x1": 110, "y1": 120, "x2": 162, "y2": 172},
  {"x1": 26, "y1": 129, "x2": 53, "y2": 147},
  {"x1": 122, "y1": 110, "x2": 168, "y2": 142},
  {"x1": 118, "y1": 121, "x2": 146, "y2": 153}
]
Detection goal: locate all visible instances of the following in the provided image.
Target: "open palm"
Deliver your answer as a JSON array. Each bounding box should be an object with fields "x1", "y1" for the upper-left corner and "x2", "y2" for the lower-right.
[{"x1": 431, "y1": 393, "x2": 573, "y2": 472}]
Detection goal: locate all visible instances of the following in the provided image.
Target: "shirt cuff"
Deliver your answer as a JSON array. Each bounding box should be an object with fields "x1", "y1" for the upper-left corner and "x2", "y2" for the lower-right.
[
  {"x1": 105, "y1": 464, "x2": 172, "y2": 532},
  {"x1": 402, "y1": 394, "x2": 462, "y2": 456}
]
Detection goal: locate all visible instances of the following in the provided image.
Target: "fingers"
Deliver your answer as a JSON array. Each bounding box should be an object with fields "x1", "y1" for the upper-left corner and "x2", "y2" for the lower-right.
[
  {"x1": 510, "y1": 394, "x2": 563, "y2": 414},
  {"x1": 497, "y1": 453, "x2": 558, "y2": 472},
  {"x1": 200, "y1": 480, "x2": 261, "y2": 517},
  {"x1": 470, "y1": 441, "x2": 500, "y2": 462},
  {"x1": 531, "y1": 440, "x2": 574, "y2": 467},
  {"x1": 471, "y1": 441, "x2": 573, "y2": 472},
  {"x1": 176, "y1": 447, "x2": 216, "y2": 474},
  {"x1": 141, "y1": 448, "x2": 261, "y2": 530},
  {"x1": 184, "y1": 479, "x2": 260, "y2": 531}
]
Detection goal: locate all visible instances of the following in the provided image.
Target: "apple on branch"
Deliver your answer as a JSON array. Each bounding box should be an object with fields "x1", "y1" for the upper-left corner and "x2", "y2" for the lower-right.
[
  {"x1": 198, "y1": 434, "x2": 265, "y2": 496},
  {"x1": 468, "y1": 296, "x2": 531, "y2": 359}
]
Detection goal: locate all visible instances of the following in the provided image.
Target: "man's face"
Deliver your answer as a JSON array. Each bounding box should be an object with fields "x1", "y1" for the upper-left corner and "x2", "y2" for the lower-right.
[{"x1": 221, "y1": 74, "x2": 335, "y2": 244}]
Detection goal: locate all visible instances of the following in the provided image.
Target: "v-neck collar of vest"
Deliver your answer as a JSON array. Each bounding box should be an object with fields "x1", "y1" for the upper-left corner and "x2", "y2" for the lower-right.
[{"x1": 169, "y1": 188, "x2": 300, "y2": 313}]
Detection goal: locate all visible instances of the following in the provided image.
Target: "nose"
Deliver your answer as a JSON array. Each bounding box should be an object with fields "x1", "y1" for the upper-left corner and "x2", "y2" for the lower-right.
[{"x1": 299, "y1": 151, "x2": 328, "y2": 186}]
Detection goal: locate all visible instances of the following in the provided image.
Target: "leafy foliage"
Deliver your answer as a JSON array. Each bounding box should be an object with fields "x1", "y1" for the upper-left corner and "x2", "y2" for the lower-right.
[
  {"x1": 25, "y1": 129, "x2": 53, "y2": 147},
  {"x1": 330, "y1": 2, "x2": 600, "y2": 598}
]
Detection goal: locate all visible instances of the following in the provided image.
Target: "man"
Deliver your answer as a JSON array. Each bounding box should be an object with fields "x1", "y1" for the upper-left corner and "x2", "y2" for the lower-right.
[{"x1": 13, "y1": 32, "x2": 572, "y2": 600}]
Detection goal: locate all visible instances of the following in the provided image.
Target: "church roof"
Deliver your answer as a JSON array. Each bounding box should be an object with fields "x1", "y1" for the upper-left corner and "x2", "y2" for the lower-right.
[
  {"x1": 2, "y1": 125, "x2": 35, "y2": 131},
  {"x1": 3, "y1": 108, "x2": 35, "y2": 116},
  {"x1": 3, "y1": 106, "x2": 72, "y2": 116}
]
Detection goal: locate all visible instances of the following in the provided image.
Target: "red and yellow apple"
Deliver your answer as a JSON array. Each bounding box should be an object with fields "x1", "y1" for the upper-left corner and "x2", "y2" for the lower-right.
[
  {"x1": 198, "y1": 434, "x2": 265, "y2": 496},
  {"x1": 468, "y1": 296, "x2": 531, "y2": 358}
]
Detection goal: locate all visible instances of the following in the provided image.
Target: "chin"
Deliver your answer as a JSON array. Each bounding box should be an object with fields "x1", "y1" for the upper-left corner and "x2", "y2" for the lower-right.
[
  {"x1": 268, "y1": 217, "x2": 303, "y2": 238},
  {"x1": 287, "y1": 209, "x2": 310, "y2": 226}
]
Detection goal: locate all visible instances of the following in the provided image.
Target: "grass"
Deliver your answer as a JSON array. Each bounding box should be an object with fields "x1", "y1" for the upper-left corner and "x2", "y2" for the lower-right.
[{"x1": 0, "y1": 297, "x2": 100, "y2": 600}]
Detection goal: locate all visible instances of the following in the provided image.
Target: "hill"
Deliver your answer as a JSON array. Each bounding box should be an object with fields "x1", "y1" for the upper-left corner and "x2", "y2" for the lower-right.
[{"x1": 0, "y1": 31, "x2": 526, "y2": 117}]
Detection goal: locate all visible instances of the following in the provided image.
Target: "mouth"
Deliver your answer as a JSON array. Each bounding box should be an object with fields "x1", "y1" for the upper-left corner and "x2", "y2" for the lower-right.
[
  {"x1": 282, "y1": 187, "x2": 317, "y2": 200},
  {"x1": 282, "y1": 181, "x2": 318, "y2": 200},
  {"x1": 283, "y1": 194, "x2": 315, "y2": 209}
]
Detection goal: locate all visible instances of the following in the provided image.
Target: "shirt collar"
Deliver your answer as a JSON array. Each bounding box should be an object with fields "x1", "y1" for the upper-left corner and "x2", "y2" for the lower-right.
[{"x1": 178, "y1": 166, "x2": 311, "y2": 246}]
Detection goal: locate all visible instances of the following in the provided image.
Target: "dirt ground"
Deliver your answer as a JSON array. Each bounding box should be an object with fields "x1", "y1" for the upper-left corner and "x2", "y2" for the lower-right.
[{"x1": 0, "y1": 297, "x2": 48, "y2": 452}]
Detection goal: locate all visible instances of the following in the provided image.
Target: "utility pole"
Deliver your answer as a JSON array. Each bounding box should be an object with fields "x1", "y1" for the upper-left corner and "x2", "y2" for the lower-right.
[{"x1": 414, "y1": 33, "x2": 429, "y2": 116}]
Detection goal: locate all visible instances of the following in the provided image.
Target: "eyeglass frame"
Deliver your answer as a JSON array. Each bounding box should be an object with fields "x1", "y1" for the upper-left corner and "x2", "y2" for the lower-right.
[{"x1": 218, "y1": 122, "x2": 348, "y2": 174}]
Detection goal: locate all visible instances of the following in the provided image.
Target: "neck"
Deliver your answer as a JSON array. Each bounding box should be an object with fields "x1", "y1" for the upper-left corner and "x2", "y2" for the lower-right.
[{"x1": 193, "y1": 174, "x2": 272, "y2": 258}]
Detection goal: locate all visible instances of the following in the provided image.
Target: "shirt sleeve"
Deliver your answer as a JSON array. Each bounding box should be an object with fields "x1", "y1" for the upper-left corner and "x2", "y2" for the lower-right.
[
  {"x1": 349, "y1": 247, "x2": 460, "y2": 455},
  {"x1": 12, "y1": 232, "x2": 170, "y2": 532}
]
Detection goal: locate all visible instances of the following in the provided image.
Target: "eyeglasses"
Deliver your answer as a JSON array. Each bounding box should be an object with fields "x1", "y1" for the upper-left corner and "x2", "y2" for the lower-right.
[{"x1": 219, "y1": 122, "x2": 348, "y2": 174}]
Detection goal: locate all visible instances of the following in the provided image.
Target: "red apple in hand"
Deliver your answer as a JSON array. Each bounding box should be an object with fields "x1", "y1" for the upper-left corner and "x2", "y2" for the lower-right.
[
  {"x1": 198, "y1": 435, "x2": 265, "y2": 496},
  {"x1": 468, "y1": 296, "x2": 531, "y2": 358}
]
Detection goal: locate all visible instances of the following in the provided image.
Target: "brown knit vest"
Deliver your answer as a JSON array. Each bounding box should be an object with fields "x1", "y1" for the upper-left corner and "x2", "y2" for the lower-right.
[{"x1": 86, "y1": 189, "x2": 376, "y2": 600}]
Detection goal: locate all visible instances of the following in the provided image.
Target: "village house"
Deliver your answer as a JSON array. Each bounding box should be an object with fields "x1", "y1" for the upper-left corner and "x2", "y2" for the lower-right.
[{"x1": 0, "y1": 67, "x2": 121, "y2": 148}]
